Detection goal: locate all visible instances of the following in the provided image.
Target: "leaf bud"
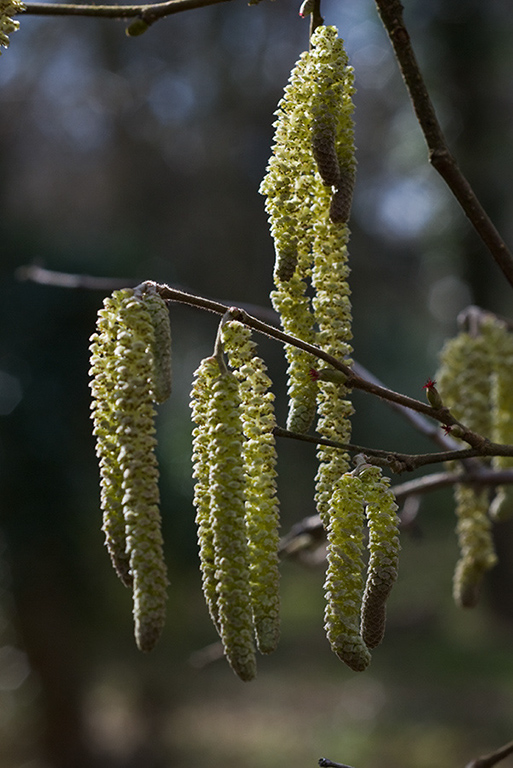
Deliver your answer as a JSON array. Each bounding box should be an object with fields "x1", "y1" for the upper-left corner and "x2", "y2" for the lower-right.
[{"x1": 125, "y1": 17, "x2": 149, "y2": 36}]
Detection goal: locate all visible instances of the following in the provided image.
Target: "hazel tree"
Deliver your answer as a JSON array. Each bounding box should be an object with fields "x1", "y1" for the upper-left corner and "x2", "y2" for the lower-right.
[{"x1": 6, "y1": 1, "x2": 513, "y2": 767}]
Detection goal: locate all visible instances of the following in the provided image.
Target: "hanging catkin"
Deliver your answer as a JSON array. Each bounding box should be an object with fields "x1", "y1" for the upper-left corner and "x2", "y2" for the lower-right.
[
  {"x1": 190, "y1": 356, "x2": 222, "y2": 631},
  {"x1": 436, "y1": 315, "x2": 500, "y2": 606},
  {"x1": 221, "y1": 319, "x2": 281, "y2": 655},
  {"x1": 260, "y1": 25, "x2": 356, "y2": 436},
  {"x1": 89, "y1": 289, "x2": 169, "y2": 651},
  {"x1": 206, "y1": 367, "x2": 257, "y2": 680},
  {"x1": 359, "y1": 464, "x2": 400, "y2": 649},
  {"x1": 324, "y1": 471, "x2": 370, "y2": 672}
]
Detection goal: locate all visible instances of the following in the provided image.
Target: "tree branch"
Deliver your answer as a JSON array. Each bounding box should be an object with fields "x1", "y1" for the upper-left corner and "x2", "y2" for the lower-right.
[
  {"x1": 274, "y1": 426, "x2": 513, "y2": 472},
  {"x1": 15, "y1": 266, "x2": 502, "y2": 450},
  {"x1": 466, "y1": 742, "x2": 513, "y2": 768},
  {"x1": 373, "y1": 0, "x2": 513, "y2": 289},
  {"x1": 19, "y1": 0, "x2": 234, "y2": 21}
]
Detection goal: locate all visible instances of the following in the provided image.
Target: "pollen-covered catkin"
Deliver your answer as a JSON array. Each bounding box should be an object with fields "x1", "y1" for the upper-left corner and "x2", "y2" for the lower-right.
[
  {"x1": 324, "y1": 472, "x2": 371, "y2": 672},
  {"x1": 261, "y1": 26, "x2": 356, "y2": 437},
  {"x1": 437, "y1": 323, "x2": 495, "y2": 437},
  {"x1": 190, "y1": 356, "x2": 222, "y2": 630},
  {"x1": 89, "y1": 290, "x2": 134, "y2": 587},
  {"x1": 207, "y1": 368, "x2": 257, "y2": 681},
  {"x1": 452, "y1": 485, "x2": 497, "y2": 608},
  {"x1": 141, "y1": 287, "x2": 172, "y2": 404},
  {"x1": 436, "y1": 318, "x2": 500, "y2": 606},
  {"x1": 89, "y1": 289, "x2": 169, "y2": 651},
  {"x1": 222, "y1": 320, "x2": 281, "y2": 655},
  {"x1": 358, "y1": 464, "x2": 400, "y2": 649},
  {"x1": 489, "y1": 321, "x2": 513, "y2": 521},
  {"x1": 0, "y1": 0, "x2": 25, "y2": 53},
  {"x1": 112, "y1": 295, "x2": 168, "y2": 651}
]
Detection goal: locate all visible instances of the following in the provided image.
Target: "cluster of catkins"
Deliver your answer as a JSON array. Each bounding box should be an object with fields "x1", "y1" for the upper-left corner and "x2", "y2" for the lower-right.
[
  {"x1": 89, "y1": 284, "x2": 171, "y2": 652},
  {"x1": 259, "y1": 25, "x2": 401, "y2": 671},
  {"x1": 89, "y1": 26, "x2": 402, "y2": 677},
  {"x1": 190, "y1": 318, "x2": 280, "y2": 681},
  {"x1": 0, "y1": 0, "x2": 24, "y2": 52},
  {"x1": 436, "y1": 311, "x2": 513, "y2": 607}
]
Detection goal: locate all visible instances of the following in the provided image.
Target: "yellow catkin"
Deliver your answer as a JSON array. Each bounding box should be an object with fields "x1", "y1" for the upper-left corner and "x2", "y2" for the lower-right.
[
  {"x1": 452, "y1": 485, "x2": 497, "y2": 608},
  {"x1": 207, "y1": 369, "x2": 257, "y2": 681},
  {"x1": 261, "y1": 26, "x2": 356, "y2": 438},
  {"x1": 324, "y1": 472, "x2": 370, "y2": 672},
  {"x1": 0, "y1": 0, "x2": 25, "y2": 53},
  {"x1": 436, "y1": 316, "x2": 501, "y2": 606},
  {"x1": 359, "y1": 464, "x2": 400, "y2": 649},
  {"x1": 489, "y1": 322, "x2": 513, "y2": 521},
  {"x1": 89, "y1": 289, "x2": 169, "y2": 651},
  {"x1": 141, "y1": 286, "x2": 172, "y2": 404},
  {"x1": 222, "y1": 319, "x2": 281, "y2": 655},
  {"x1": 190, "y1": 356, "x2": 222, "y2": 631}
]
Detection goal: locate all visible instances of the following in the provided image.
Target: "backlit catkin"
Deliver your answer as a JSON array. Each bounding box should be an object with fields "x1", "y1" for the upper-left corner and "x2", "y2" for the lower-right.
[
  {"x1": 452, "y1": 485, "x2": 497, "y2": 608},
  {"x1": 436, "y1": 317, "x2": 500, "y2": 606},
  {"x1": 324, "y1": 472, "x2": 370, "y2": 672},
  {"x1": 0, "y1": 0, "x2": 25, "y2": 53},
  {"x1": 89, "y1": 289, "x2": 169, "y2": 652},
  {"x1": 190, "y1": 356, "x2": 222, "y2": 631},
  {"x1": 142, "y1": 285, "x2": 172, "y2": 404},
  {"x1": 489, "y1": 321, "x2": 513, "y2": 521},
  {"x1": 207, "y1": 368, "x2": 257, "y2": 681},
  {"x1": 359, "y1": 464, "x2": 400, "y2": 649},
  {"x1": 260, "y1": 26, "x2": 356, "y2": 436},
  {"x1": 221, "y1": 319, "x2": 281, "y2": 655}
]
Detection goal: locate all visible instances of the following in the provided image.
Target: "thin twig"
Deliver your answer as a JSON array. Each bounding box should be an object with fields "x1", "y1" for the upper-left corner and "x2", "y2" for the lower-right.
[
  {"x1": 15, "y1": 266, "x2": 503, "y2": 451},
  {"x1": 465, "y1": 741, "x2": 513, "y2": 768},
  {"x1": 16, "y1": 264, "x2": 137, "y2": 290},
  {"x1": 319, "y1": 759, "x2": 355, "y2": 768},
  {"x1": 373, "y1": 0, "x2": 513, "y2": 289},
  {"x1": 20, "y1": 0, "x2": 234, "y2": 21},
  {"x1": 274, "y1": 426, "x2": 513, "y2": 471}
]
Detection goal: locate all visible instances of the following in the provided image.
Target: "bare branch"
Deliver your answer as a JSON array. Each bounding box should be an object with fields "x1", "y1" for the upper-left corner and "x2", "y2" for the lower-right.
[
  {"x1": 20, "y1": 0, "x2": 234, "y2": 21},
  {"x1": 465, "y1": 741, "x2": 513, "y2": 768},
  {"x1": 16, "y1": 266, "x2": 508, "y2": 449},
  {"x1": 319, "y1": 758, "x2": 355, "y2": 768},
  {"x1": 373, "y1": 0, "x2": 513, "y2": 289}
]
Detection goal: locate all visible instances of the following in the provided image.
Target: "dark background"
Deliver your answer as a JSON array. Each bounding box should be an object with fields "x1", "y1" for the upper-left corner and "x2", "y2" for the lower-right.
[{"x1": 1, "y1": 0, "x2": 513, "y2": 766}]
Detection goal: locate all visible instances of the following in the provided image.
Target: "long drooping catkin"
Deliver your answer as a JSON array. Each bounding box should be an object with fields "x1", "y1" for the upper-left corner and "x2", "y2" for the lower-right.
[
  {"x1": 222, "y1": 319, "x2": 281, "y2": 655},
  {"x1": 89, "y1": 289, "x2": 169, "y2": 651}
]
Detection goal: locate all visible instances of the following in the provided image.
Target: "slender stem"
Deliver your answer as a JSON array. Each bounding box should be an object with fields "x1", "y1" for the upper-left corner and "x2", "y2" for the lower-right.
[
  {"x1": 373, "y1": 0, "x2": 513, "y2": 288},
  {"x1": 15, "y1": 267, "x2": 501, "y2": 451},
  {"x1": 274, "y1": 426, "x2": 513, "y2": 472},
  {"x1": 466, "y1": 742, "x2": 513, "y2": 768},
  {"x1": 319, "y1": 760, "x2": 355, "y2": 768},
  {"x1": 20, "y1": 0, "x2": 234, "y2": 20},
  {"x1": 309, "y1": 0, "x2": 323, "y2": 39}
]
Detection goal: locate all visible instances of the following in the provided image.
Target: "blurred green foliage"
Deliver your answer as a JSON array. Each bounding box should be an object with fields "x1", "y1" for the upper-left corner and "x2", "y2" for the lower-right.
[{"x1": 0, "y1": 0, "x2": 513, "y2": 766}]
